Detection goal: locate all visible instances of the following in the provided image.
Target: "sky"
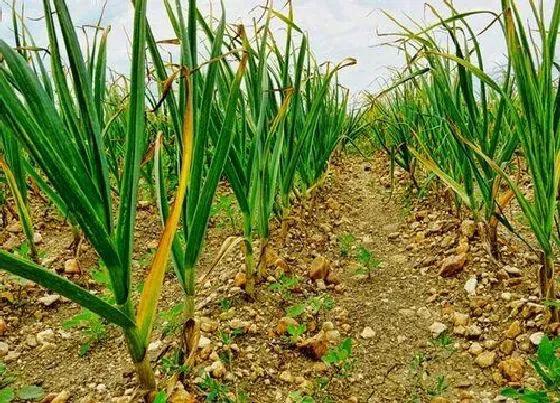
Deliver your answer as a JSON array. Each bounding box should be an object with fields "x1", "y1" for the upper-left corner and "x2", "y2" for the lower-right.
[{"x1": 0, "y1": 1, "x2": 553, "y2": 95}]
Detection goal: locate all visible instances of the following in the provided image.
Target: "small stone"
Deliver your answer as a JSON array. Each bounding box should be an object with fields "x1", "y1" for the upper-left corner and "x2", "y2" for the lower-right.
[
  {"x1": 309, "y1": 256, "x2": 331, "y2": 280},
  {"x1": 4, "y1": 351, "x2": 19, "y2": 362},
  {"x1": 505, "y1": 321, "x2": 522, "y2": 339},
  {"x1": 0, "y1": 342, "x2": 8, "y2": 356},
  {"x1": 148, "y1": 340, "x2": 162, "y2": 352},
  {"x1": 361, "y1": 327, "x2": 376, "y2": 339},
  {"x1": 461, "y1": 220, "x2": 476, "y2": 239},
  {"x1": 322, "y1": 322, "x2": 335, "y2": 332},
  {"x1": 209, "y1": 360, "x2": 226, "y2": 379},
  {"x1": 275, "y1": 317, "x2": 298, "y2": 335},
  {"x1": 429, "y1": 322, "x2": 447, "y2": 337},
  {"x1": 146, "y1": 240, "x2": 159, "y2": 250},
  {"x1": 464, "y1": 277, "x2": 477, "y2": 296},
  {"x1": 530, "y1": 332, "x2": 545, "y2": 346},
  {"x1": 0, "y1": 318, "x2": 6, "y2": 335},
  {"x1": 51, "y1": 391, "x2": 71, "y2": 403},
  {"x1": 312, "y1": 362, "x2": 327, "y2": 373},
  {"x1": 326, "y1": 272, "x2": 342, "y2": 286},
  {"x1": 453, "y1": 312, "x2": 470, "y2": 327},
  {"x1": 500, "y1": 339, "x2": 515, "y2": 355},
  {"x1": 504, "y1": 266, "x2": 521, "y2": 277},
  {"x1": 33, "y1": 232, "x2": 43, "y2": 245},
  {"x1": 440, "y1": 254, "x2": 467, "y2": 277},
  {"x1": 297, "y1": 337, "x2": 329, "y2": 361},
  {"x1": 6, "y1": 222, "x2": 22, "y2": 233},
  {"x1": 469, "y1": 342, "x2": 483, "y2": 355},
  {"x1": 279, "y1": 370, "x2": 294, "y2": 383},
  {"x1": 498, "y1": 358, "x2": 524, "y2": 382},
  {"x1": 466, "y1": 325, "x2": 482, "y2": 338},
  {"x1": 25, "y1": 334, "x2": 37, "y2": 347},
  {"x1": 501, "y1": 293, "x2": 512, "y2": 301},
  {"x1": 456, "y1": 241, "x2": 470, "y2": 255},
  {"x1": 234, "y1": 272, "x2": 247, "y2": 288},
  {"x1": 37, "y1": 329, "x2": 55, "y2": 344},
  {"x1": 96, "y1": 384, "x2": 107, "y2": 393},
  {"x1": 315, "y1": 279, "x2": 327, "y2": 290},
  {"x1": 475, "y1": 351, "x2": 496, "y2": 368},
  {"x1": 168, "y1": 381, "x2": 196, "y2": 403},
  {"x1": 200, "y1": 318, "x2": 218, "y2": 333},
  {"x1": 198, "y1": 336, "x2": 211, "y2": 349},
  {"x1": 2, "y1": 237, "x2": 21, "y2": 251},
  {"x1": 398, "y1": 308, "x2": 416, "y2": 317},
  {"x1": 64, "y1": 259, "x2": 80, "y2": 275},
  {"x1": 39, "y1": 294, "x2": 60, "y2": 307}
]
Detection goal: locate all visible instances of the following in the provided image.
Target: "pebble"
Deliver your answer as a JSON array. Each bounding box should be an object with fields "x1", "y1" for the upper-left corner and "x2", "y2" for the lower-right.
[
  {"x1": 500, "y1": 339, "x2": 515, "y2": 355},
  {"x1": 474, "y1": 351, "x2": 496, "y2": 368},
  {"x1": 0, "y1": 341, "x2": 8, "y2": 356},
  {"x1": 469, "y1": 342, "x2": 483, "y2": 355},
  {"x1": 33, "y1": 232, "x2": 43, "y2": 244},
  {"x1": 0, "y1": 318, "x2": 6, "y2": 335},
  {"x1": 148, "y1": 340, "x2": 162, "y2": 352},
  {"x1": 440, "y1": 254, "x2": 467, "y2": 277},
  {"x1": 309, "y1": 256, "x2": 331, "y2": 280},
  {"x1": 51, "y1": 391, "x2": 70, "y2": 403},
  {"x1": 37, "y1": 329, "x2": 55, "y2": 344},
  {"x1": 464, "y1": 277, "x2": 477, "y2": 296},
  {"x1": 64, "y1": 258, "x2": 81, "y2": 275},
  {"x1": 361, "y1": 327, "x2": 376, "y2": 339},
  {"x1": 234, "y1": 272, "x2": 247, "y2": 288},
  {"x1": 498, "y1": 358, "x2": 524, "y2": 382},
  {"x1": 505, "y1": 321, "x2": 522, "y2": 339},
  {"x1": 429, "y1": 322, "x2": 447, "y2": 337},
  {"x1": 279, "y1": 370, "x2": 294, "y2": 383},
  {"x1": 529, "y1": 332, "x2": 545, "y2": 346},
  {"x1": 453, "y1": 312, "x2": 469, "y2": 326},
  {"x1": 460, "y1": 220, "x2": 476, "y2": 239},
  {"x1": 39, "y1": 294, "x2": 60, "y2": 307},
  {"x1": 4, "y1": 351, "x2": 19, "y2": 362},
  {"x1": 199, "y1": 336, "x2": 211, "y2": 349},
  {"x1": 25, "y1": 334, "x2": 37, "y2": 347},
  {"x1": 504, "y1": 266, "x2": 521, "y2": 277}
]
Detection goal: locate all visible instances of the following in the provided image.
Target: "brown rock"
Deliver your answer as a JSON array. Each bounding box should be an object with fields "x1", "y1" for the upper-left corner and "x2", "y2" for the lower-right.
[
  {"x1": 275, "y1": 317, "x2": 298, "y2": 335},
  {"x1": 505, "y1": 321, "x2": 522, "y2": 339},
  {"x1": 326, "y1": 272, "x2": 342, "y2": 286},
  {"x1": 265, "y1": 247, "x2": 279, "y2": 266},
  {"x1": 500, "y1": 339, "x2": 515, "y2": 355},
  {"x1": 297, "y1": 338, "x2": 329, "y2": 361},
  {"x1": 50, "y1": 391, "x2": 71, "y2": 403},
  {"x1": 274, "y1": 258, "x2": 289, "y2": 274},
  {"x1": 453, "y1": 312, "x2": 469, "y2": 326},
  {"x1": 169, "y1": 381, "x2": 196, "y2": 403},
  {"x1": 64, "y1": 259, "x2": 80, "y2": 275},
  {"x1": 0, "y1": 318, "x2": 6, "y2": 335},
  {"x1": 498, "y1": 359, "x2": 524, "y2": 382},
  {"x1": 440, "y1": 254, "x2": 467, "y2": 277},
  {"x1": 309, "y1": 256, "x2": 331, "y2": 280},
  {"x1": 474, "y1": 351, "x2": 496, "y2": 368},
  {"x1": 234, "y1": 272, "x2": 247, "y2": 288}
]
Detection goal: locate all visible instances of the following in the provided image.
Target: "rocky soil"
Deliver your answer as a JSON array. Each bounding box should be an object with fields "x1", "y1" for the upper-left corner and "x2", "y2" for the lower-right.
[{"x1": 0, "y1": 152, "x2": 553, "y2": 402}]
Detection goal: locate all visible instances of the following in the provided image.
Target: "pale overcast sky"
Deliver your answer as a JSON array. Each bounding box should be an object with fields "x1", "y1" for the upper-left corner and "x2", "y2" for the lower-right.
[{"x1": 0, "y1": 1, "x2": 553, "y2": 94}]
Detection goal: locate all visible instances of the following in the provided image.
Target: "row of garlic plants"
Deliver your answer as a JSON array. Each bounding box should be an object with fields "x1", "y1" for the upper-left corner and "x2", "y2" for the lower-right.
[
  {"x1": 368, "y1": 0, "x2": 560, "y2": 318},
  {"x1": 0, "y1": 0, "x2": 360, "y2": 390}
]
